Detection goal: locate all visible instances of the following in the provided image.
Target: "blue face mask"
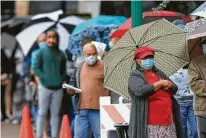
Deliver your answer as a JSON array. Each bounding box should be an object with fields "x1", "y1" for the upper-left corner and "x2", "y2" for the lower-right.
[
  {"x1": 141, "y1": 58, "x2": 155, "y2": 70},
  {"x1": 38, "y1": 42, "x2": 47, "y2": 49},
  {"x1": 203, "y1": 44, "x2": 206, "y2": 56}
]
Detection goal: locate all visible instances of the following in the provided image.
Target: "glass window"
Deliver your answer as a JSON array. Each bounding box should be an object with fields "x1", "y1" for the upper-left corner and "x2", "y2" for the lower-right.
[{"x1": 29, "y1": 1, "x2": 78, "y2": 15}]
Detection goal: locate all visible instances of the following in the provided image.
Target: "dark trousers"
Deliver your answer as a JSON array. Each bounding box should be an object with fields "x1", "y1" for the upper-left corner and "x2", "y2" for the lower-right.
[
  {"x1": 196, "y1": 116, "x2": 206, "y2": 138},
  {"x1": 1, "y1": 85, "x2": 7, "y2": 120}
]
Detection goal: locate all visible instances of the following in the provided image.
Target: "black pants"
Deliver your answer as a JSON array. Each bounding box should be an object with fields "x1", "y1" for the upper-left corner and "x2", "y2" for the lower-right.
[
  {"x1": 1, "y1": 85, "x2": 7, "y2": 120},
  {"x1": 196, "y1": 116, "x2": 206, "y2": 138}
]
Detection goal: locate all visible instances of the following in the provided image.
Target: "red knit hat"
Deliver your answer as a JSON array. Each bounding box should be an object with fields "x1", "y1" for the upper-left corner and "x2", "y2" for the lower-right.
[{"x1": 133, "y1": 46, "x2": 155, "y2": 60}]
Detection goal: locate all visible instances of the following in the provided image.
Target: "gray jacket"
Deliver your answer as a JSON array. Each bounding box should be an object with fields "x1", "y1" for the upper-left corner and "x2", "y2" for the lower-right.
[
  {"x1": 128, "y1": 67, "x2": 183, "y2": 138},
  {"x1": 68, "y1": 62, "x2": 83, "y2": 114}
]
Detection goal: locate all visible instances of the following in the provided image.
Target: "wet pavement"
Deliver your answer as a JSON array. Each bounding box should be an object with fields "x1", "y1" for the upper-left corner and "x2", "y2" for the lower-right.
[
  {"x1": 1, "y1": 123, "x2": 20, "y2": 138},
  {"x1": 1, "y1": 122, "x2": 52, "y2": 138}
]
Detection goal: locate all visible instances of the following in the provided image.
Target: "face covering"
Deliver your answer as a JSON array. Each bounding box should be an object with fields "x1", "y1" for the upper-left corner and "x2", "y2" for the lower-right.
[
  {"x1": 141, "y1": 58, "x2": 155, "y2": 70},
  {"x1": 203, "y1": 44, "x2": 206, "y2": 56},
  {"x1": 38, "y1": 42, "x2": 46, "y2": 49},
  {"x1": 109, "y1": 41, "x2": 114, "y2": 49},
  {"x1": 84, "y1": 56, "x2": 97, "y2": 65}
]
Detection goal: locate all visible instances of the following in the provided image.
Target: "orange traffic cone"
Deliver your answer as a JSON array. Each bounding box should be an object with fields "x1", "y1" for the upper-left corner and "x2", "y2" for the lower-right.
[
  {"x1": 60, "y1": 115, "x2": 72, "y2": 138},
  {"x1": 19, "y1": 105, "x2": 34, "y2": 138}
]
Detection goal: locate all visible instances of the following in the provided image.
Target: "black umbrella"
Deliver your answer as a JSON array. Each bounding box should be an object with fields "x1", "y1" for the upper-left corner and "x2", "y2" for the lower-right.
[
  {"x1": 1, "y1": 33, "x2": 17, "y2": 56},
  {"x1": 16, "y1": 10, "x2": 85, "y2": 55},
  {"x1": 1, "y1": 17, "x2": 29, "y2": 59},
  {"x1": 1, "y1": 16, "x2": 30, "y2": 35}
]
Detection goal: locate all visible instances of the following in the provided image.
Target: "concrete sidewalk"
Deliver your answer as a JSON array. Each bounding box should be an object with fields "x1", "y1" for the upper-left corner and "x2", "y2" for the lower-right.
[
  {"x1": 1, "y1": 122, "x2": 57, "y2": 138},
  {"x1": 1, "y1": 123, "x2": 20, "y2": 138}
]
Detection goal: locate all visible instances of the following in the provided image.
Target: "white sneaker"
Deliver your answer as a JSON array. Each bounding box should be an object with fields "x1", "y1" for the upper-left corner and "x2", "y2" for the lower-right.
[
  {"x1": 4, "y1": 119, "x2": 10, "y2": 124},
  {"x1": 11, "y1": 119, "x2": 20, "y2": 125}
]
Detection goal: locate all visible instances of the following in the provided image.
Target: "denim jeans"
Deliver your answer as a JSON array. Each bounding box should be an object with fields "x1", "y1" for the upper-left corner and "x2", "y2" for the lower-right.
[
  {"x1": 31, "y1": 104, "x2": 38, "y2": 125},
  {"x1": 68, "y1": 107, "x2": 75, "y2": 137},
  {"x1": 179, "y1": 100, "x2": 198, "y2": 138},
  {"x1": 74, "y1": 109, "x2": 100, "y2": 138},
  {"x1": 36, "y1": 84, "x2": 63, "y2": 138}
]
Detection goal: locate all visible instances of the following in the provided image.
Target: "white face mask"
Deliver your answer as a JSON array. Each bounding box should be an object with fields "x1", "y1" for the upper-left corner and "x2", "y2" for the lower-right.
[{"x1": 84, "y1": 56, "x2": 97, "y2": 65}]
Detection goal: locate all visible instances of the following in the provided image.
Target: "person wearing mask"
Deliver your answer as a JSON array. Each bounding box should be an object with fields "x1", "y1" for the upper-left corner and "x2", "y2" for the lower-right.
[
  {"x1": 128, "y1": 46, "x2": 183, "y2": 138},
  {"x1": 29, "y1": 34, "x2": 48, "y2": 133},
  {"x1": 109, "y1": 37, "x2": 120, "y2": 49},
  {"x1": 33, "y1": 30, "x2": 66, "y2": 138},
  {"x1": 170, "y1": 65, "x2": 197, "y2": 138},
  {"x1": 68, "y1": 43, "x2": 109, "y2": 138},
  {"x1": 25, "y1": 33, "x2": 46, "y2": 66},
  {"x1": 188, "y1": 37, "x2": 206, "y2": 138},
  {"x1": 37, "y1": 33, "x2": 47, "y2": 44}
]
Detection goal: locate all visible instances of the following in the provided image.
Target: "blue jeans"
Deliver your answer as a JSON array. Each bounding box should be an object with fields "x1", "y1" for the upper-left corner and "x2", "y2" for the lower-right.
[
  {"x1": 31, "y1": 104, "x2": 38, "y2": 125},
  {"x1": 68, "y1": 107, "x2": 75, "y2": 137},
  {"x1": 74, "y1": 109, "x2": 100, "y2": 138},
  {"x1": 179, "y1": 101, "x2": 198, "y2": 138}
]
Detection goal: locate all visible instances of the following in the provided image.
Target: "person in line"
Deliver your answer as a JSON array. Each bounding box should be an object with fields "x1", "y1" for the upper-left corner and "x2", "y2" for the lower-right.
[
  {"x1": 128, "y1": 46, "x2": 183, "y2": 138},
  {"x1": 30, "y1": 34, "x2": 47, "y2": 126},
  {"x1": 188, "y1": 37, "x2": 206, "y2": 138},
  {"x1": 10, "y1": 48, "x2": 26, "y2": 125},
  {"x1": 64, "y1": 36, "x2": 96, "y2": 137},
  {"x1": 30, "y1": 34, "x2": 50, "y2": 135},
  {"x1": 33, "y1": 30, "x2": 66, "y2": 138},
  {"x1": 109, "y1": 37, "x2": 120, "y2": 50},
  {"x1": 1, "y1": 49, "x2": 12, "y2": 122},
  {"x1": 170, "y1": 65, "x2": 197, "y2": 138},
  {"x1": 67, "y1": 43, "x2": 109, "y2": 138},
  {"x1": 25, "y1": 33, "x2": 47, "y2": 66}
]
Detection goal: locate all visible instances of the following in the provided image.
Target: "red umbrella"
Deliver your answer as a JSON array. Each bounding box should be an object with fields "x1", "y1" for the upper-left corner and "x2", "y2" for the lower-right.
[
  {"x1": 111, "y1": 18, "x2": 132, "y2": 39},
  {"x1": 111, "y1": 10, "x2": 192, "y2": 39}
]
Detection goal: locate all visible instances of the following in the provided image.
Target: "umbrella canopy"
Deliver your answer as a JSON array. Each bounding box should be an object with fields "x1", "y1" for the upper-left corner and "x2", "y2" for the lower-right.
[
  {"x1": 1, "y1": 33, "x2": 24, "y2": 70},
  {"x1": 1, "y1": 33, "x2": 17, "y2": 49},
  {"x1": 111, "y1": 10, "x2": 191, "y2": 39},
  {"x1": 191, "y1": 2, "x2": 206, "y2": 18},
  {"x1": 1, "y1": 33, "x2": 17, "y2": 59},
  {"x1": 111, "y1": 18, "x2": 132, "y2": 39},
  {"x1": 16, "y1": 10, "x2": 86, "y2": 55},
  {"x1": 104, "y1": 19, "x2": 189, "y2": 99},
  {"x1": 1, "y1": 17, "x2": 30, "y2": 35},
  {"x1": 72, "y1": 15, "x2": 127, "y2": 35},
  {"x1": 184, "y1": 18, "x2": 206, "y2": 59},
  {"x1": 68, "y1": 26, "x2": 115, "y2": 56},
  {"x1": 184, "y1": 18, "x2": 206, "y2": 40}
]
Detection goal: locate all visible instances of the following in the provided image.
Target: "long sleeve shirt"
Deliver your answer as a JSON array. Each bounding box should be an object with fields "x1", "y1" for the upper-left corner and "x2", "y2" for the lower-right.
[{"x1": 170, "y1": 68, "x2": 194, "y2": 102}]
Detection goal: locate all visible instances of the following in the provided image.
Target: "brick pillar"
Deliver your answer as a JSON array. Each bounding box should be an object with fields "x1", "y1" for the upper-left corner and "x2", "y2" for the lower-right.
[{"x1": 15, "y1": 0, "x2": 30, "y2": 16}]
